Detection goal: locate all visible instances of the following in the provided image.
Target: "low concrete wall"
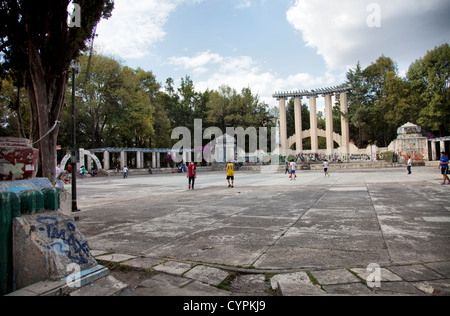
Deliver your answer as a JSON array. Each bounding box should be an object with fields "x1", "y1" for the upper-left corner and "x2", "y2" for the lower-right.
[
  {"x1": 0, "y1": 178, "x2": 96, "y2": 295},
  {"x1": 13, "y1": 210, "x2": 99, "y2": 290}
]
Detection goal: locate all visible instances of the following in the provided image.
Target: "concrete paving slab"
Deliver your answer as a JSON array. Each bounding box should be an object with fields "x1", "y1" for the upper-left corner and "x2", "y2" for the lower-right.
[
  {"x1": 388, "y1": 264, "x2": 446, "y2": 282},
  {"x1": 371, "y1": 281, "x2": 425, "y2": 295},
  {"x1": 184, "y1": 265, "x2": 230, "y2": 286},
  {"x1": 153, "y1": 261, "x2": 194, "y2": 276},
  {"x1": 350, "y1": 267, "x2": 402, "y2": 282},
  {"x1": 270, "y1": 272, "x2": 325, "y2": 296},
  {"x1": 132, "y1": 274, "x2": 229, "y2": 296},
  {"x1": 254, "y1": 246, "x2": 390, "y2": 270},
  {"x1": 411, "y1": 279, "x2": 450, "y2": 296},
  {"x1": 425, "y1": 262, "x2": 450, "y2": 278},
  {"x1": 322, "y1": 283, "x2": 373, "y2": 295},
  {"x1": 124, "y1": 257, "x2": 165, "y2": 270},
  {"x1": 96, "y1": 253, "x2": 137, "y2": 263},
  {"x1": 90, "y1": 250, "x2": 110, "y2": 257},
  {"x1": 229, "y1": 274, "x2": 267, "y2": 294},
  {"x1": 311, "y1": 269, "x2": 360, "y2": 285},
  {"x1": 71, "y1": 168, "x2": 450, "y2": 296}
]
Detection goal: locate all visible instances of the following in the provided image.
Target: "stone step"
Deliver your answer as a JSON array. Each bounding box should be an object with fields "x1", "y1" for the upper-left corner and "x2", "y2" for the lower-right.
[{"x1": 69, "y1": 275, "x2": 128, "y2": 296}]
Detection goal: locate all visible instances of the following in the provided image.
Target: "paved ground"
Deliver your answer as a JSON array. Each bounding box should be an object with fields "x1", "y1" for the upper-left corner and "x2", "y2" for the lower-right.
[{"x1": 72, "y1": 166, "x2": 450, "y2": 296}]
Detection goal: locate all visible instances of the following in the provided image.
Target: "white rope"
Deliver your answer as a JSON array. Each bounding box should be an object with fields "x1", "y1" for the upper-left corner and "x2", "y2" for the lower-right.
[{"x1": 32, "y1": 121, "x2": 60, "y2": 145}]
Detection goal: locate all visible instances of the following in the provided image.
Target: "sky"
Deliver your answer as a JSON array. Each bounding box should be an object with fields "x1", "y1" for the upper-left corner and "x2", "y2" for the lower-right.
[{"x1": 94, "y1": 0, "x2": 450, "y2": 111}]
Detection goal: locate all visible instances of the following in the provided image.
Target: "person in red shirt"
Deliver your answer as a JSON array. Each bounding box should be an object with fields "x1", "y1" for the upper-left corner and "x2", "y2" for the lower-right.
[{"x1": 187, "y1": 161, "x2": 197, "y2": 190}]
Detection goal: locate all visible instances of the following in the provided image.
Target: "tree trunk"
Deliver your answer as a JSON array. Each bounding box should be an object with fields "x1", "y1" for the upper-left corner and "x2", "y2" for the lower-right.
[
  {"x1": 14, "y1": 86, "x2": 27, "y2": 139},
  {"x1": 26, "y1": 41, "x2": 68, "y2": 185}
]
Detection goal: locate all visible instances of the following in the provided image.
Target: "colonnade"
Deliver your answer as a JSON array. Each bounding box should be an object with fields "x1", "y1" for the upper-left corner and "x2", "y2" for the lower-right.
[
  {"x1": 273, "y1": 85, "x2": 350, "y2": 155},
  {"x1": 429, "y1": 137, "x2": 450, "y2": 161}
]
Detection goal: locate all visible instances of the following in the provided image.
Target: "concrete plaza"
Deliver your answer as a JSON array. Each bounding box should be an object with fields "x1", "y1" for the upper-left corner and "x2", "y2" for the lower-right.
[{"x1": 73, "y1": 166, "x2": 450, "y2": 295}]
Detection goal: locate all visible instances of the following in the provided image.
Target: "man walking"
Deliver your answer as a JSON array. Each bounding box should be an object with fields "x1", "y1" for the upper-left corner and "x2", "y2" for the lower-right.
[
  {"x1": 187, "y1": 161, "x2": 197, "y2": 190},
  {"x1": 289, "y1": 160, "x2": 297, "y2": 180},
  {"x1": 323, "y1": 160, "x2": 329, "y2": 177},
  {"x1": 439, "y1": 152, "x2": 449, "y2": 185},
  {"x1": 227, "y1": 161, "x2": 234, "y2": 188}
]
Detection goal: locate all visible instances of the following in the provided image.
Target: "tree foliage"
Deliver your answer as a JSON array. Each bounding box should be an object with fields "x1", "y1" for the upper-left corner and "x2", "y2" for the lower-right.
[
  {"x1": 346, "y1": 44, "x2": 449, "y2": 148},
  {"x1": 0, "y1": 0, "x2": 114, "y2": 182}
]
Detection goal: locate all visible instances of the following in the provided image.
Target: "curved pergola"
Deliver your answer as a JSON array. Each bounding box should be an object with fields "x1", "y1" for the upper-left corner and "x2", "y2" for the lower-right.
[{"x1": 273, "y1": 84, "x2": 351, "y2": 155}]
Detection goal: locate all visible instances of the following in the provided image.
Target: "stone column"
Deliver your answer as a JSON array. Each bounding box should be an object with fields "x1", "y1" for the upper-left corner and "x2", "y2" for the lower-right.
[
  {"x1": 120, "y1": 151, "x2": 126, "y2": 169},
  {"x1": 136, "y1": 151, "x2": 142, "y2": 169},
  {"x1": 157, "y1": 152, "x2": 161, "y2": 168},
  {"x1": 86, "y1": 156, "x2": 92, "y2": 171},
  {"x1": 324, "y1": 94, "x2": 334, "y2": 155},
  {"x1": 278, "y1": 98, "x2": 288, "y2": 153},
  {"x1": 152, "y1": 151, "x2": 156, "y2": 169},
  {"x1": 440, "y1": 140, "x2": 446, "y2": 155},
  {"x1": 340, "y1": 93, "x2": 350, "y2": 154},
  {"x1": 78, "y1": 148, "x2": 85, "y2": 171},
  {"x1": 308, "y1": 96, "x2": 319, "y2": 153},
  {"x1": 103, "y1": 151, "x2": 110, "y2": 170},
  {"x1": 294, "y1": 97, "x2": 303, "y2": 153}
]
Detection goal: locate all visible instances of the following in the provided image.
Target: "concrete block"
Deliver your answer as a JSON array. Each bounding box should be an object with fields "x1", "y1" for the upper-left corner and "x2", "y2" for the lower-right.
[
  {"x1": 70, "y1": 275, "x2": 128, "y2": 296},
  {"x1": 12, "y1": 210, "x2": 98, "y2": 290},
  {"x1": 270, "y1": 272, "x2": 325, "y2": 296}
]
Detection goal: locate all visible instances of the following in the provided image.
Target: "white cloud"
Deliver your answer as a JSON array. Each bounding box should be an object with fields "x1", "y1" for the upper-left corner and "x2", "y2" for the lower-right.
[
  {"x1": 167, "y1": 51, "x2": 224, "y2": 75},
  {"x1": 169, "y1": 51, "x2": 345, "y2": 106},
  {"x1": 286, "y1": 0, "x2": 450, "y2": 71},
  {"x1": 95, "y1": 0, "x2": 205, "y2": 59},
  {"x1": 235, "y1": 0, "x2": 252, "y2": 9}
]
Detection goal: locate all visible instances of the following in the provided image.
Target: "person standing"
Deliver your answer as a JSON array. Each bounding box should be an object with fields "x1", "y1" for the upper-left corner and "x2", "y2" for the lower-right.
[
  {"x1": 407, "y1": 156, "x2": 412, "y2": 175},
  {"x1": 123, "y1": 166, "x2": 129, "y2": 179},
  {"x1": 187, "y1": 161, "x2": 197, "y2": 190},
  {"x1": 289, "y1": 160, "x2": 297, "y2": 180},
  {"x1": 439, "y1": 152, "x2": 450, "y2": 185},
  {"x1": 323, "y1": 160, "x2": 329, "y2": 177},
  {"x1": 227, "y1": 161, "x2": 234, "y2": 188}
]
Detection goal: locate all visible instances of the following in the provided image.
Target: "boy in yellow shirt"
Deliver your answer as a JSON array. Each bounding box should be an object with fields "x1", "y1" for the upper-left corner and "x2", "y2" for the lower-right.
[{"x1": 227, "y1": 161, "x2": 234, "y2": 188}]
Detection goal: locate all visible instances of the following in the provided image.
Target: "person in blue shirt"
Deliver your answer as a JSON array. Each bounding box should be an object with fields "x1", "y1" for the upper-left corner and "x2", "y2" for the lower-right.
[{"x1": 439, "y1": 152, "x2": 449, "y2": 185}]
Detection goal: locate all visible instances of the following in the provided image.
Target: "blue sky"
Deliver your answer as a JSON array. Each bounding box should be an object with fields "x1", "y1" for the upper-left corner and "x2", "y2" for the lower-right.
[{"x1": 95, "y1": 0, "x2": 450, "y2": 110}]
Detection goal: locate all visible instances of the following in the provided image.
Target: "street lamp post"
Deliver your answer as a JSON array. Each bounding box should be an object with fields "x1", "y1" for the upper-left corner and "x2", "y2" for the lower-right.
[{"x1": 70, "y1": 60, "x2": 81, "y2": 212}]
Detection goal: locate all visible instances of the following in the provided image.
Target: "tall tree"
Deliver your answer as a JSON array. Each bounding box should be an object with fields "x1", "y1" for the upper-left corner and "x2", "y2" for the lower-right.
[
  {"x1": 0, "y1": 0, "x2": 113, "y2": 183},
  {"x1": 346, "y1": 62, "x2": 371, "y2": 148},
  {"x1": 408, "y1": 44, "x2": 450, "y2": 136}
]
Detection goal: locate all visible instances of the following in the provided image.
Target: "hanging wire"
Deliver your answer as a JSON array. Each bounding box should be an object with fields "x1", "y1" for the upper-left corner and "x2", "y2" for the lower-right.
[{"x1": 32, "y1": 120, "x2": 60, "y2": 145}]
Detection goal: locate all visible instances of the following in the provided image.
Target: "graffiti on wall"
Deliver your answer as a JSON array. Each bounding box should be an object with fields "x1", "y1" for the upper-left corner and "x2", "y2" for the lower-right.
[
  {"x1": 398, "y1": 150, "x2": 427, "y2": 162},
  {"x1": 349, "y1": 154, "x2": 371, "y2": 161},
  {"x1": 36, "y1": 216, "x2": 93, "y2": 265},
  {"x1": 377, "y1": 151, "x2": 394, "y2": 161}
]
